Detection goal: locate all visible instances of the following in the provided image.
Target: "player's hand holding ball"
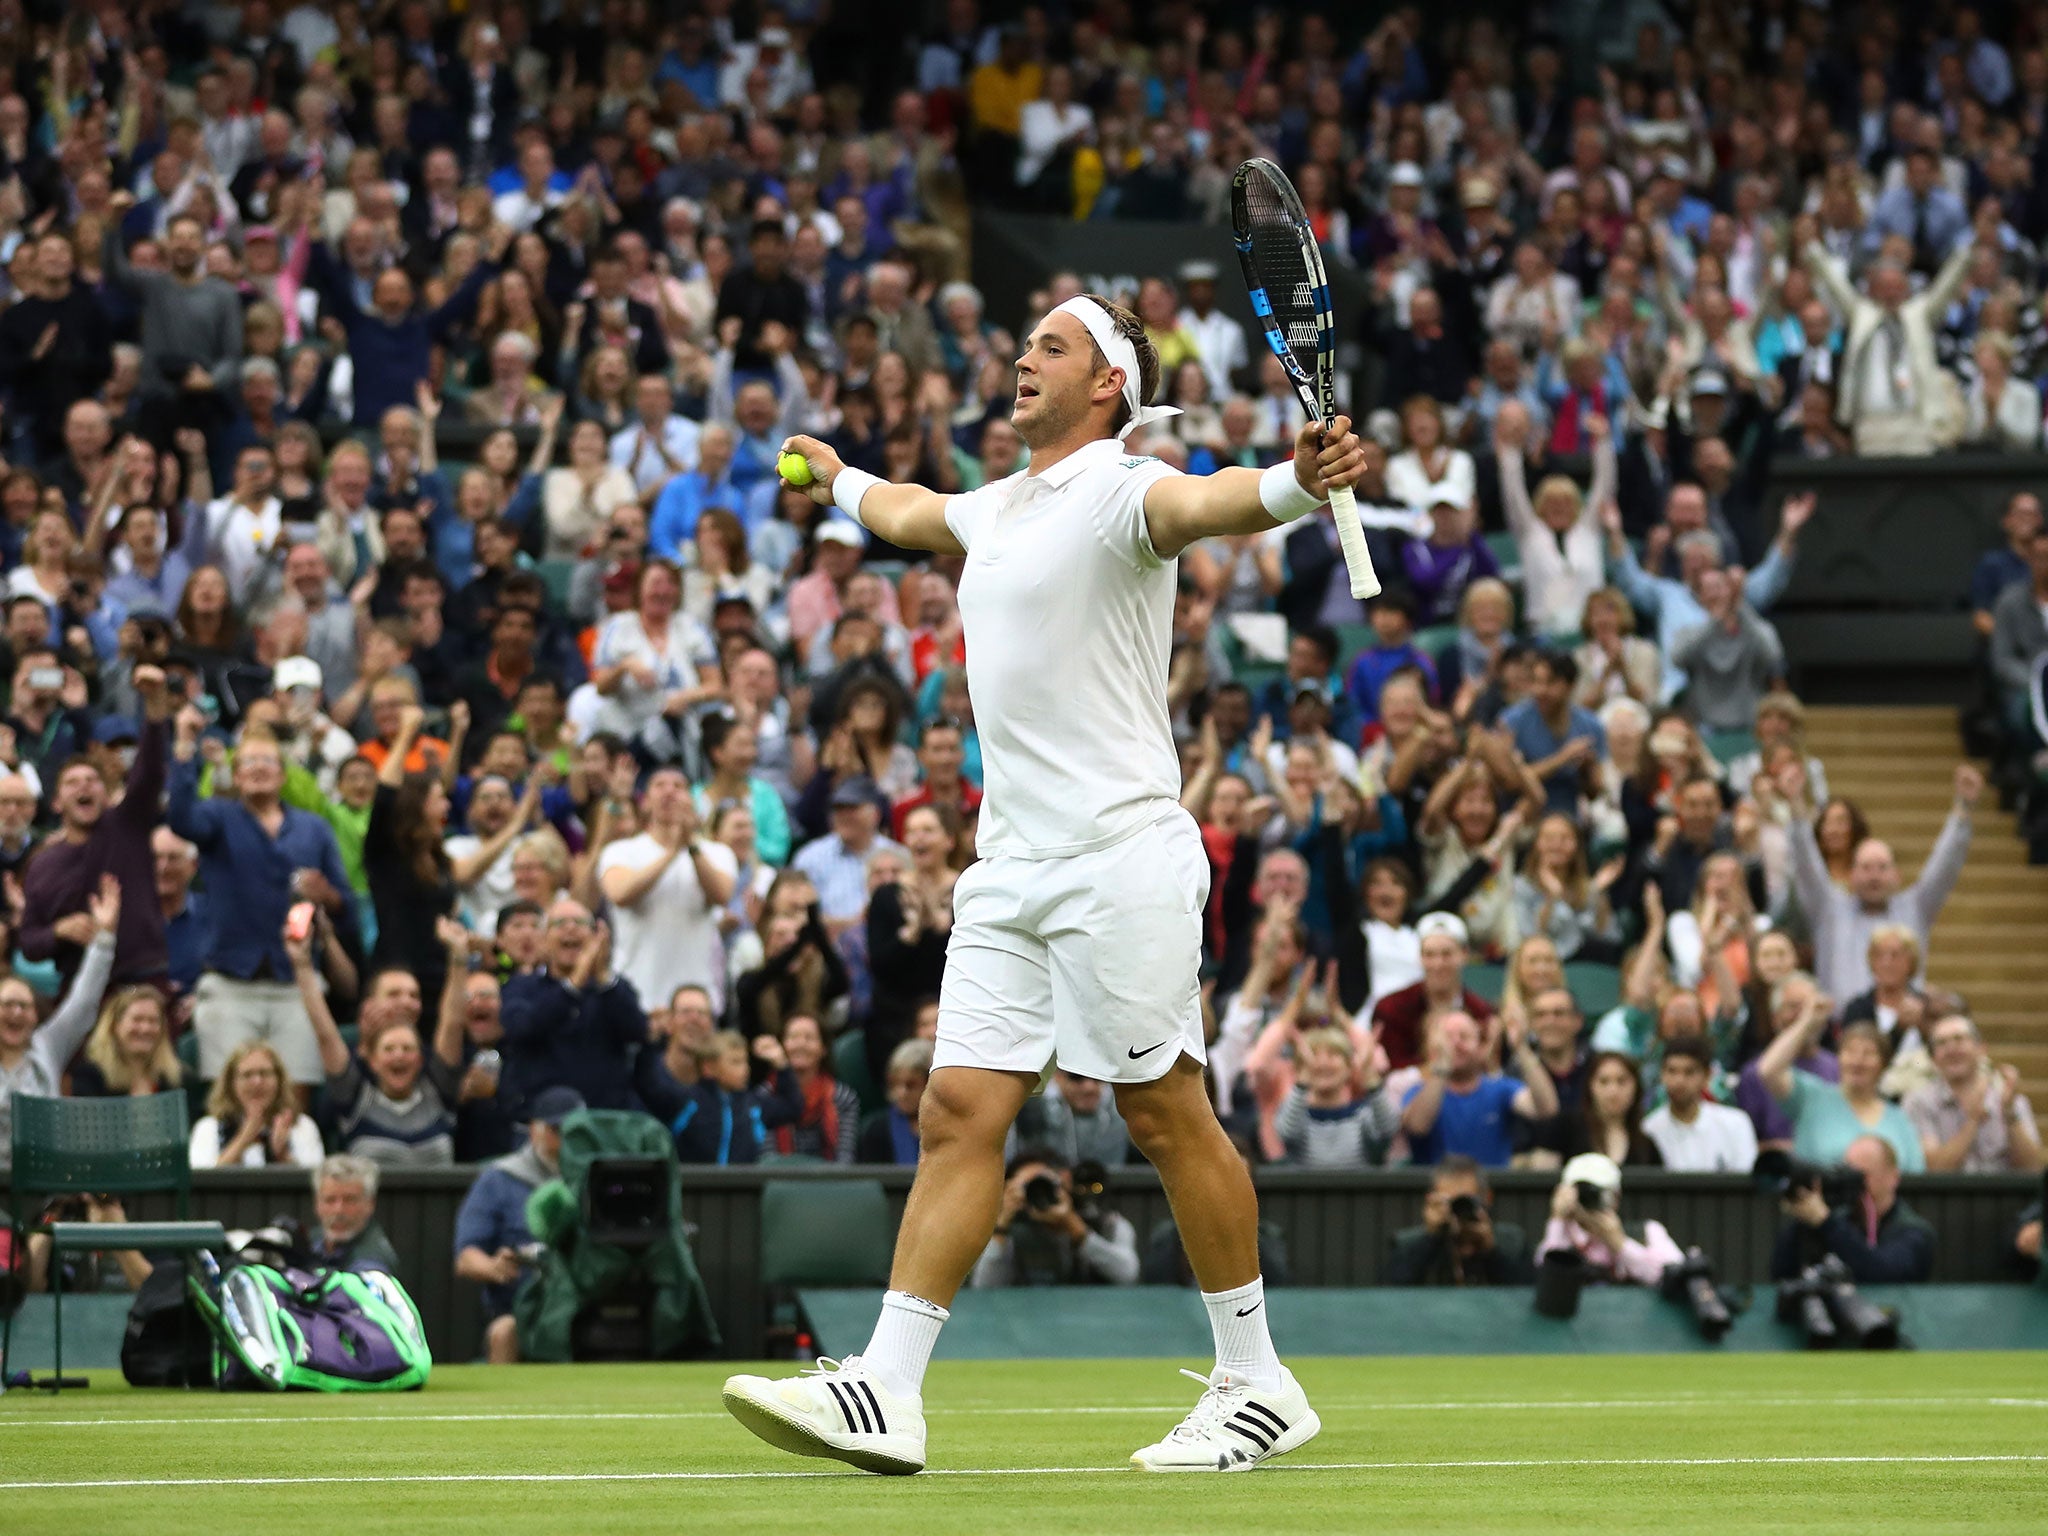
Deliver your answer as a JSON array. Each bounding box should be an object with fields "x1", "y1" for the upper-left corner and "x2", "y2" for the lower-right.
[
  {"x1": 778, "y1": 435, "x2": 842, "y2": 505},
  {"x1": 1293, "y1": 414, "x2": 1365, "y2": 502}
]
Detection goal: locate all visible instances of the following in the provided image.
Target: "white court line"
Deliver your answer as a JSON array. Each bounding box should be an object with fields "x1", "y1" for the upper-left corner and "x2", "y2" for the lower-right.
[
  {"x1": 6, "y1": 1453, "x2": 2047, "y2": 1491},
  {"x1": 6, "y1": 1394, "x2": 2045, "y2": 1430}
]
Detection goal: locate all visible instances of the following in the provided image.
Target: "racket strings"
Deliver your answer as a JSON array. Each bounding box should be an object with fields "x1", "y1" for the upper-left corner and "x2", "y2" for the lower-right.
[{"x1": 1241, "y1": 180, "x2": 1321, "y2": 361}]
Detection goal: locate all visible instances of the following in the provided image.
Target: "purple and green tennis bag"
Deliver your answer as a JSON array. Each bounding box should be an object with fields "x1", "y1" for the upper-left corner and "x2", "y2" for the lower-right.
[{"x1": 188, "y1": 1252, "x2": 431, "y2": 1392}]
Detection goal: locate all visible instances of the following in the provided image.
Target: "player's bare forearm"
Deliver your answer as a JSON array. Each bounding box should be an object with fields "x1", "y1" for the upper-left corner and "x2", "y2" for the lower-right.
[
  {"x1": 856, "y1": 481, "x2": 965, "y2": 555},
  {"x1": 780, "y1": 433, "x2": 964, "y2": 556},
  {"x1": 1144, "y1": 416, "x2": 1366, "y2": 559}
]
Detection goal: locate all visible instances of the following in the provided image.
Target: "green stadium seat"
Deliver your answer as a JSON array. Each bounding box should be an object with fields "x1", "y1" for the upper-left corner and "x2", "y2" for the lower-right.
[
  {"x1": 1484, "y1": 531, "x2": 1522, "y2": 584},
  {"x1": 1335, "y1": 622, "x2": 1376, "y2": 667},
  {"x1": 536, "y1": 559, "x2": 578, "y2": 616},
  {"x1": 4, "y1": 1094, "x2": 223, "y2": 1388},
  {"x1": 759, "y1": 1178, "x2": 894, "y2": 1286},
  {"x1": 1236, "y1": 663, "x2": 1286, "y2": 702},
  {"x1": 1563, "y1": 961, "x2": 1623, "y2": 1018},
  {"x1": 1463, "y1": 961, "x2": 1506, "y2": 1004},
  {"x1": 1704, "y1": 729, "x2": 1758, "y2": 766},
  {"x1": 1414, "y1": 624, "x2": 1459, "y2": 662},
  {"x1": 833, "y1": 1029, "x2": 880, "y2": 1116}
]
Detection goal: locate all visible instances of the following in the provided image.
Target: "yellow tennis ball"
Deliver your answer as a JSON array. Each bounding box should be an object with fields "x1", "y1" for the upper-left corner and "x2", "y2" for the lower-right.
[{"x1": 778, "y1": 451, "x2": 814, "y2": 487}]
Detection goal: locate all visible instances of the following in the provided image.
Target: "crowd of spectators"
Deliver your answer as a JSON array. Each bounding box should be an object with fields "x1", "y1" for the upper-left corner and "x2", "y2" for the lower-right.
[{"x1": 0, "y1": 2, "x2": 2043, "y2": 1338}]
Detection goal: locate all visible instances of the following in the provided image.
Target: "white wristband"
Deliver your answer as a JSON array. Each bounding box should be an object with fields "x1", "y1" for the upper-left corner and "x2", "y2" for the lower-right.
[
  {"x1": 1260, "y1": 459, "x2": 1323, "y2": 523},
  {"x1": 832, "y1": 466, "x2": 883, "y2": 526}
]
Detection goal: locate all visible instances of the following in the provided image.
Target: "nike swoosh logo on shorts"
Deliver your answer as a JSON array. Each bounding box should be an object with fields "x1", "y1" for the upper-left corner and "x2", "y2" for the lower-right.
[{"x1": 1127, "y1": 1040, "x2": 1169, "y2": 1059}]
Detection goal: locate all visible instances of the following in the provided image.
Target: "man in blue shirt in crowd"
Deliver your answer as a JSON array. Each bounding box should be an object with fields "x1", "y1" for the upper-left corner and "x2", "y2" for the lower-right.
[
  {"x1": 452, "y1": 1085, "x2": 584, "y2": 1364},
  {"x1": 166, "y1": 711, "x2": 357, "y2": 1088},
  {"x1": 1971, "y1": 490, "x2": 2040, "y2": 637},
  {"x1": 1400, "y1": 1011, "x2": 1558, "y2": 1167},
  {"x1": 1499, "y1": 651, "x2": 1606, "y2": 816}
]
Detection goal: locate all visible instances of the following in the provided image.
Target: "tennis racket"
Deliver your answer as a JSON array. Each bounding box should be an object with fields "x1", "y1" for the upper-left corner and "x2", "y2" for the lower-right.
[{"x1": 1229, "y1": 157, "x2": 1381, "y2": 600}]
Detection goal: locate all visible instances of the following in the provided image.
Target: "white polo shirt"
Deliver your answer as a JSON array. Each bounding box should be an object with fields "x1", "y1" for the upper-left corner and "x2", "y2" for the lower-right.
[
  {"x1": 945, "y1": 437, "x2": 1183, "y2": 860},
  {"x1": 1641, "y1": 1099, "x2": 1759, "y2": 1173}
]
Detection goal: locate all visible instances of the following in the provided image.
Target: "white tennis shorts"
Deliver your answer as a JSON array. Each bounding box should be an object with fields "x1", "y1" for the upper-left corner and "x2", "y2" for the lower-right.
[{"x1": 933, "y1": 810, "x2": 1210, "y2": 1084}]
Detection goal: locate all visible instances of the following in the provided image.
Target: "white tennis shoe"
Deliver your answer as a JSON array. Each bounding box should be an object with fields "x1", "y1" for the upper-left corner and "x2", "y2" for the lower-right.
[
  {"x1": 1129, "y1": 1365, "x2": 1321, "y2": 1472},
  {"x1": 722, "y1": 1356, "x2": 927, "y2": 1475}
]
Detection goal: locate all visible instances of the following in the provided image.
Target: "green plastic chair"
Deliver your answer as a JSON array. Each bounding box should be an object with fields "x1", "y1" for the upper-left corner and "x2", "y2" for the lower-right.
[
  {"x1": 1563, "y1": 960, "x2": 1623, "y2": 1019},
  {"x1": 4, "y1": 1094, "x2": 226, "y2": 1389},
  {"x1": 1483, "y1": 530, "x2": 1522, "y2": 584},
  {"x1": 758, "y1": 1176, "x2": 895, "y2": 1353},
  {"x1": 535, "y1": 558, "x2": 579, "y2": 617},
  {"x1": 832, "y1": 1029, "x2": 881, "y2": 1117},
  {"x1": 1413, "y1": 624, "x2": 1461, "y2": 665},
  {"x1": 1463, "y1": 961, "x2": 1507, "y2": 1005},
  {"x1": 1703, "y1": 728, "x2": 1758, "y2": 766},
  {"x1": 759, "y1": 1177, "x2": 894, "y2": 1288},
  {"x1": 1334, "y1": 621, "x2": 1376, "y2": 668}
]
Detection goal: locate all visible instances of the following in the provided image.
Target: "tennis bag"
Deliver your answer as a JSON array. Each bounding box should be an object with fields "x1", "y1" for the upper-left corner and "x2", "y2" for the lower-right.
[{"x1": 188, "y1": 1254, "x2": 432, "y2": 1392}]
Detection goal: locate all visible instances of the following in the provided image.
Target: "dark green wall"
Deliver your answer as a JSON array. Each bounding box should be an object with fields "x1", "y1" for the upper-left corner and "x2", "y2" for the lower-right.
[{"x1": 13, "y1": 1167, "x2": 2032, "y2": 1362}]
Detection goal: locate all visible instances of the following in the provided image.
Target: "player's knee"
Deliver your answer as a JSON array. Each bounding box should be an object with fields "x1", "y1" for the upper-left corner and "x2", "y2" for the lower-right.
[
  {"x1": 1120, "y1": 1103, "x2": 1174, "y2": 1159},
  {"x1": 915, "y1": 1069, "x2": 1008, "y2": 1155}
]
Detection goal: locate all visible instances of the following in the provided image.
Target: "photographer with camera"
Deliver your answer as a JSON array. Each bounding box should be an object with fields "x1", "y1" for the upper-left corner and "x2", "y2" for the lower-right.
[
  {"x1": 454, "y1": 1086, "x2": 585, "y2": 1364},
  {"x1": 1383, "y1": 1156, "x2": 1533, "y2": 1286},
  {"x1": 1535, "y1": 1153, "x2": 1684, "y2": 1284},
  {"x1": 971, "y1": 1147, "x2": 1140, "y2": 1288},
  {"x1": 1770, "y1": 1135, "x2": 1936, "y2": 1283}
]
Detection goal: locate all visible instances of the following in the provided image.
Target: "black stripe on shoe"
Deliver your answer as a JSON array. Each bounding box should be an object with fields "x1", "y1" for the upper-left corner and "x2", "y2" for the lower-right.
[
  {"x1": 858, "y1": 1381, "x2": 889, "y2": 1435},
  {"x1": 825, "y1": 1382, "x2": 860, "y2": 1433},
  {"x1": 1241, "y1": 1400, "x2": 1289, "y2": 1436},
  {"x1": 847, "y1": 1382, "x2": 874, "y2": 1433},
  {"x1": 1228, "y1": 1414, "x2": 1274, "y2": 1452}
]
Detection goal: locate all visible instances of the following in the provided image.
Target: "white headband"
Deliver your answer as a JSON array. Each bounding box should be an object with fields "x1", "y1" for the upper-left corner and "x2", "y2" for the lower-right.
[{"x1": 1049, "y1": 297, "x2": 1183, "y2": 441}]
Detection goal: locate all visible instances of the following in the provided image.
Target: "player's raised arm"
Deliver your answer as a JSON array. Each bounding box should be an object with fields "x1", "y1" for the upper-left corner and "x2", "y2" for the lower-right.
[
  {"x1": 1142, "y1": 416, "x2": 1367, "y2": 560},
  {"x1": 778, "y1": 434, "x2": 965, "y2": 557}
]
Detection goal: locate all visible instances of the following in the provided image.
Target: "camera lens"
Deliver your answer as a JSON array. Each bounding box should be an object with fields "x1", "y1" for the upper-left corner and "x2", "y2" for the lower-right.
[
  {"x1": 1023, "y1": 1173, "x2": 1060, "y2": 1212},
  {"x1": 1574, "y1": 1180, "x2": 1607, "y2": 1213},
  {"x1": 1448, "y1": 1194, "x2": 1481, "y2": 1223}
]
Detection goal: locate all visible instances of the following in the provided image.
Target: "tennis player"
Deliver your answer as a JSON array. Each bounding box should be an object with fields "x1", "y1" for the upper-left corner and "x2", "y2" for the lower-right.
[{"x1": 723, "y1": 294, "x2": 1365, "y2": 1475}]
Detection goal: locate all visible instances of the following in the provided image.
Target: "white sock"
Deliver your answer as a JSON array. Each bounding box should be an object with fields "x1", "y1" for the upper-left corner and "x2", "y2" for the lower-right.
[
  {"x1": 860, "y1": 1290, "x2": 949, "y2": 1398},
  {"x1": 1202, "y1": 1277, "x2": 1283, "y2": 1391}
]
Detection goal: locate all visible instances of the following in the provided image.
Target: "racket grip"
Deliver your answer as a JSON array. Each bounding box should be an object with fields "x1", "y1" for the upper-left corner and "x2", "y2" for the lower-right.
[{"x1": 1326, "y1": 485, "x2": 1383, "y2": 600}]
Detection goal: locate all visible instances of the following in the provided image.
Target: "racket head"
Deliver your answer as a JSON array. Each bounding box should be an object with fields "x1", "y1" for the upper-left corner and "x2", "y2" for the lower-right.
[{"x1": 1230, "y1": 157, "x2": 1341, "y2": 431}]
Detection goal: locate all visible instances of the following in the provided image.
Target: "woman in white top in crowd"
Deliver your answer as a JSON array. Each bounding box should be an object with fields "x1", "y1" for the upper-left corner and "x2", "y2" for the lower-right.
[
  {"x1": 1573, "y1": 587, "x2": 1662, "y2": 707},
  {"x1": 1724, "y1": 689, "x2": 1831, "y2": 803},
  {"x1": 1385, "y1": 395, "x2": 1476, "y2": 516},
  {"x1": 541, "y1": 416, "x2": 639, "y2": 560},
  {"x1": 1963, "y1": 330, "x2": 2040, "y2": 451},
  {"x1": 1486, "y1": 240, "x2": 1581, "y2": 356},
  {"x1": 189, "y1": 1041, "x2": 325, "y2": 1168},
  {"x1": 1357, "y1": 856, "x2": 1423, "y2": 1018},
  {"x1": 1512, "y1": 812, "x2": 1623, "y2": 962},
  {"x1": 0, "y1": 879, "x2": 117, "y2": 1171},
  {"x1": 680, "y1": 506, "x2": 777, "y2": 627},
  {"x1": 1494, "y1": 400, "x2": 1614, "y2": 636}
]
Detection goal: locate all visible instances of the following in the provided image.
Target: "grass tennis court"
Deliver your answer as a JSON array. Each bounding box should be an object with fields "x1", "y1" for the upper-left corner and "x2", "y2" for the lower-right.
[{"x1": 5, "y1": 1352, "x2": 2045, "y2": 1534}]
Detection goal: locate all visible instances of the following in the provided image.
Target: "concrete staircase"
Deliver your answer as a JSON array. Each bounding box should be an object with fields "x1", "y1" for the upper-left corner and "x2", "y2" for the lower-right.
[{"x1": 1803, "y1": 706, "x2": 2048, "y2": 1107}]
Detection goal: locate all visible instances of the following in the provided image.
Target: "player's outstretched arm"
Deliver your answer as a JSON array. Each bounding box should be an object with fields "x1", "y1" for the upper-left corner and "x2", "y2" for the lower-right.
[
  {"x1": 780, "y1": 434, "x2": 965, "y2": 556},
  {"x1": 1142, "y1": 417, "x2": 1365, "y2": 560}
]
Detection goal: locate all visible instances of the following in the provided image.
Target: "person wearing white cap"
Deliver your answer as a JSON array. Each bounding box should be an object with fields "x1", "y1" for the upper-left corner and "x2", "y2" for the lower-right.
[
  {"x1": 727, "y1": 294, "x2": 1367, "y2": 1476},
  {"x1": 1534, "y1": 1152, "x2": 1684, "y2": 1285},
  {"x1": 1175, "y1": 258, "x2": 1249, "y2": 401}
]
